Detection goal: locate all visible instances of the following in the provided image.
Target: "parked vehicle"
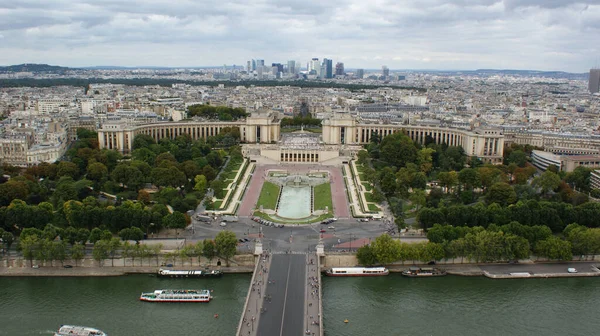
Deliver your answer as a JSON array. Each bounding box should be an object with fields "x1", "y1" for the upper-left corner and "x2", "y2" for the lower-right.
[
  {"x1": 195, "y1": 215, "x2": 212, "y2": 222},
  {"x1": 219, "y1": 222, "x2": 227, "y2": 227}
]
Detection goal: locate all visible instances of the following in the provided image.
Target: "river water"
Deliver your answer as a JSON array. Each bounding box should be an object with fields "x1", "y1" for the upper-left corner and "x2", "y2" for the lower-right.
[
  {"x1": 1, "y1": 274, "x2": 600, "y2": 336},
  {"x1": 322, "y1": 274, "x2": 600, "y2": 336},
  {"x1": 0, "y1": 274, "x2": 250, "y2": 336}
]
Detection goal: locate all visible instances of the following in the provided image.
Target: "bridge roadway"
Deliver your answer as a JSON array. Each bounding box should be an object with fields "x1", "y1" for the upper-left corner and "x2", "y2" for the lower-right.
[{"x1": 257, "y1": 253, "x2": 307, "y2": 336}]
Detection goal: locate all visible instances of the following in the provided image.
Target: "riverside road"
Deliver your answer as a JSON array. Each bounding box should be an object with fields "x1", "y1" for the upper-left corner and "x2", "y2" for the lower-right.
[{"x1": 257, "y1": 254, "x2": 306, "y2": 336}]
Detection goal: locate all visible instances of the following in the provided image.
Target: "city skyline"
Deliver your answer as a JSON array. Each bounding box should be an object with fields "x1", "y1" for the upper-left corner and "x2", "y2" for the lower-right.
[{"x1": 0, "y1": 1, "x2": 599, "y2": 72}]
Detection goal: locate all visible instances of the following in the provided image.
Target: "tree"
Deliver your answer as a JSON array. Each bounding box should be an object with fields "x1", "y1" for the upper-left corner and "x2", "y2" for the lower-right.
[
  {"x1": 506, "y1": 150, "x2": 527, "y2": 167},
  {"x1": 70, "y1": 243, "x2": 85, "y2": 267},
  {"x1": 371, "y1": 234, "x2": 401, "y2": 265},
  {"x1": 151, "y1": 167, "x2": 186, "y2": 188},
  {"x1": 356, "y1": 245, "x2": 377, "y2": 266},
  {"x1": 478, "y1": 166, "x2": 505, "y2": 191},
  {"x1": 534, "y1": 171, "x2": 561, "y2": 195},
  {"x1": 486, "y1": 182, "x2": 517, "y2": 206},
  {"x1": 437, "y1": 171, "x2": 458, "y2": 193},
  {"x1": 19, "y1": 234, "x2": 40, "y2": 267},
  {"x1": 211, "y1": 179, "x2": 225, "y2": 199},
  {"x1": 50, "y1": 240, "x2": 67, "y2": 266},
  {"x1": 203, "y1": 239, "x2": 216, "y2": 264},
  {"x1": 52, "y1": 177, "x2": 78, "y2": 205},
  {"x1": 86, "y1": 162, "x2": 108, "y2": 183},
  {"x1": 92, "y1": 239, "x2": 110, "y2": 266},
  {"x1": 88, "y1": 228, "x2": 104, "y2": 244},
  {"x1": 108, "y1": 237, "x2": 122, "y2": 266},
  {"x1": 112, "y1": 164, "x2": 143, "y2": 189},
  {"x1": 417, "y1": 148, "x2": 436, "y2": 174},
  {"x1": 356, "y1": 150, "x2": 369, "y2": 165},
  {"x1": 458, "y1": 168, "x2": 480, "y2": 190},
  {"x1": 137, "y1": 190, "x2": 151, "y2": 205},
  {"x1": 535, "y1": 237, "x2": 572, "y2": 261},
  {"x1": 215, "y1": 230, "x2": 237, "y2": 266},
  {"x1": 119, "y1": 227, "x2": 145, "y2": 244},
  {"x1": 57, "y1": 161, "x2": 79, "y2": 179},
  {"x1": 565, "y1": 166, "x2": 592, "y2": 192},
  {"x1": 423, "y1": 242, "x2": 445, "y2": 262},
  {"x1": 439, "y1": 146, "x2": 467, "y2": 171},
  {"x1": 193, "y1": 241, "x2": 204, "y2": 266},
  {"x1": 2, "y1": 231, "x2": 14, "y2": 257},
  {"x1": 409, "y1": 189, "x2": 427, "y2": 212},
  {"x1": 163, "y1": 212, "x2": 187, "y2": 236},
  {"x1": 193, "y1": 174, "x2": 208, "y2": 194}
]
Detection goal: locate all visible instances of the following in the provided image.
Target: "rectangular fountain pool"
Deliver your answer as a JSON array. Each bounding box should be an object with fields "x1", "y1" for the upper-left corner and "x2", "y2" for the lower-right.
[{"x1": 277, "y1": 185, "x2": 312, "y2": 219}]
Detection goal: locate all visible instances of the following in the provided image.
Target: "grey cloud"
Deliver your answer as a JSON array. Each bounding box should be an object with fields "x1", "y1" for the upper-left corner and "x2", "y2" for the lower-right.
[{"x1": 0, "y1": 0, "x2": 598, "y2": 72}]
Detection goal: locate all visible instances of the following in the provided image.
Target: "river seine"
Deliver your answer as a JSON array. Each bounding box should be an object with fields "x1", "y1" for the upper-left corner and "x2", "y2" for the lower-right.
[
  {"x1": 0, "y1": 274, "x2": 250, "y2": 336},
  {"x1": 1, "y1": 274, "x2": 600, "y2": 336},
  {"x1": 322, "y1": 275, "x2": 600, "y2": 336}
]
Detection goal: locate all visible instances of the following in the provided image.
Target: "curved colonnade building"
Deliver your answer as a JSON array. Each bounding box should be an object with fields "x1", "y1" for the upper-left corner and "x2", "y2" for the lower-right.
[{"x1": 97, "y1": 112, "x2": 505, "y2": 164}]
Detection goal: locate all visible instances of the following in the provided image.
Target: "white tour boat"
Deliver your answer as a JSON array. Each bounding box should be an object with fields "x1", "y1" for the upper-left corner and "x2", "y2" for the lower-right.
[
  {"x1": 54, "y1": 325, "x2": 107, "y2": 336},
  {"x1": 140, "y1": 289, "x2": 212, "y2": 302},
  {"x1": 158, "y1": 268, "x2": 222, "y2": 278},
  {"x1": 325, "y1": 267, "x2": 389, "y2": 277}
]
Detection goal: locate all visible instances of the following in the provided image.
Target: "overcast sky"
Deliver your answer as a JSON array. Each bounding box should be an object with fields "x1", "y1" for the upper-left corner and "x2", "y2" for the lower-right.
[{"x1": 0, "y1": 0, "x2": 599, "y2": 72}]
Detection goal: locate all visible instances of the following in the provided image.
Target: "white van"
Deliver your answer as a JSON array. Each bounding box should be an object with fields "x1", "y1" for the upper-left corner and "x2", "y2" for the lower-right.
[{"x1": 371, "y1": 214, "x2": 383, "y2": 220}]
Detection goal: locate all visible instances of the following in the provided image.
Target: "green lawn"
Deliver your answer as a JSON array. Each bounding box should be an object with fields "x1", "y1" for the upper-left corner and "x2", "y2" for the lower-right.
[
  {"x1": 256, "y1": 181, "x2": 280, "y2": 210},
  {"x1": 368, "y1": 203, "x2": 380, "y2": 212},
  {"x1": 364, "y1": 191, "x2": 376, "y2": 203},
  {"x1": 314, "y1": 183, "x2": 333, "y2": 211}
]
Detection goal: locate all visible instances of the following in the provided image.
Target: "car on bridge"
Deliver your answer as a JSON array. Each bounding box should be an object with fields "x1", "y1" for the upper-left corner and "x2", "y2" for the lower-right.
[{"x1": 320, "y1": 229, "x2": 326, "y2": 233}]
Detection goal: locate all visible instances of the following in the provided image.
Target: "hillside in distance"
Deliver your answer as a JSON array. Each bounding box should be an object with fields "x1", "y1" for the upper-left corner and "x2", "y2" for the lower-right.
[{"x1": 0, "y1": 63, "x2": 75, "y2": 73}]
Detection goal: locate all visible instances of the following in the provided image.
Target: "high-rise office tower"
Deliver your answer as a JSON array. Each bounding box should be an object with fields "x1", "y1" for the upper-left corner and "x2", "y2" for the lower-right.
[
  {"x1": 356, "y1": 69, "x2": 364, "y2": 79},
  {"x1": 382, "y1": 66, "x2": 390, "y2": 78},
  {"x1": 287, "y1": 60, "x2": 296, "y2": 74},
  {"x1": 322, "y1": 58, "x2": 333, "y2": 78},
  {"x1": 247, "y1": 61, "x2": 251, "y2": 72},
  {"x1": 590, "y1": 69, "x2": 600, "y2": 93},
  {"x1": 251, "y1": 59, "x2": 257, "y2": 71},
  {"x1": 256, "y1": 59, "x2": 265, "y2": 68},
  {"x1": 310, "y1": 58, "x2": 320, "y2": 75},
  {"x1": 335, "y1": 62, "x2": 345, "y2": 76},
  {"x1": 271, "y1": 63, "x2": 283, "y2": 77}
]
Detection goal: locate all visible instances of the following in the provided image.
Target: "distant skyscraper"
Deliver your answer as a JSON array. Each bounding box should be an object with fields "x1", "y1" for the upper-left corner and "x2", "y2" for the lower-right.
[
  {"x1": 356, "y1": 69, "x2": 364, "y2": 79},
  {"x1": 335, "y1": 62, "x2": 345, "y2": 76},
  {"x1": 256, "y1": 59, "x2": 265, "y2": 68},
  {"x1": 322, "y1": 58, "x2": 333, "y2": 79},
  {"x1": 590, "y1": 69, "x2": 600, "y2": 93},
  {"x1": 251, "y1": 59, "x2": 257, "y2": 71},
  {"x1": 247, "y1": 61, "x2": 251, "y2": 72},
  {"x1": 287, "y1": 60, "x2": 296, "y2": 74},
  {"x1": 271, "y1": 63, "x2": 283, "y2": 76},
  {"x1": 310, "y1": 58, "x2": 320, "y2": 75},
  {"x1": 382, "y1": 66, "x2": 390, "y2": 78}
]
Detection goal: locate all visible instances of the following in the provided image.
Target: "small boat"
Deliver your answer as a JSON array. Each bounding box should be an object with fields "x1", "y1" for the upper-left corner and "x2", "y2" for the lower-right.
[
  {"x1": 158, "y1": 268, "x2": 223, "y2": 278},
  {"x1": 54, "y1": 325, "x2": 106, "y2": 336},
  {"x1": 325, "y1": 267, "x2": 389, "y2": 277},
  {"x1": 401, "y1": 267, "x2": 447, "y2": 277},
  {"x1": 344, "y1": 319, "x2": 349, "y2": 323},
  {"x1": 140, "y1": 289, "x2": 212, "y2": 302}
]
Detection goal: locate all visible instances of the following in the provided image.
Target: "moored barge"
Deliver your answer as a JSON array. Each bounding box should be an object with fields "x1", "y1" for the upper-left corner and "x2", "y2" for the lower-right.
[{"x1": 325, "y1": 267, "x2": 389, "y2": 277}]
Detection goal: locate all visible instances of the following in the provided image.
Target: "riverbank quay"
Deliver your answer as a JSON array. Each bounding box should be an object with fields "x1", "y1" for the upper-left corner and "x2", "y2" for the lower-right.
[
  {"x1": 0, "y1": 265, "x2": 254, "y2": 277},
  {"x1": 321, "y1": 253, "x2": 600, "y2": 279}
]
